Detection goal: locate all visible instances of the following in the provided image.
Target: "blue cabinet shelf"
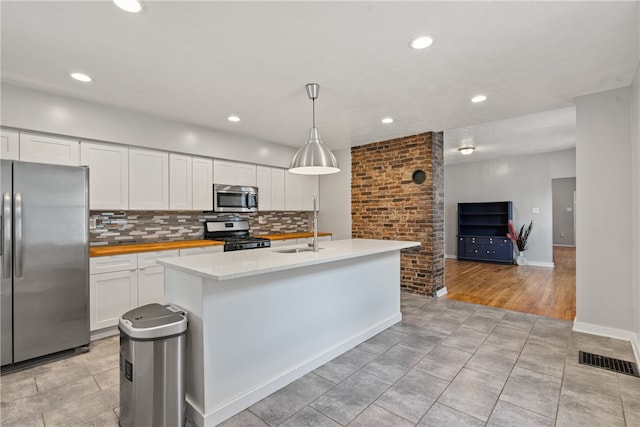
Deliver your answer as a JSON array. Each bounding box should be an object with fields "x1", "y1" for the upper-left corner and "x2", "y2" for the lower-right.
[{"x1": 457, "y1": 201, "x2": 513, "y2": 264}]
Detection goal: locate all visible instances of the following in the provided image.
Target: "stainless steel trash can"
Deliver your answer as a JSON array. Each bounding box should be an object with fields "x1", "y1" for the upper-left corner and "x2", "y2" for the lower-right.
[{"x1": 118, "y1": 303, "x2": 188, "y2": 427}]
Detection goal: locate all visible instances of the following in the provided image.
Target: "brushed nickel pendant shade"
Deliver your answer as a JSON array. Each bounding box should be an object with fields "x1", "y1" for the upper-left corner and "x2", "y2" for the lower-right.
[{"x1": 289, "y1": 83, "x2": 340, "y2": 175}]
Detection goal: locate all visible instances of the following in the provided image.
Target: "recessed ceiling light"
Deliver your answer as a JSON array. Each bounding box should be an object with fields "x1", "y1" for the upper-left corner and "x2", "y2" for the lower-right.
[
  {"x1": 227, "y1": 115, "x2": 240, "y2": 122},
  {"x1": 113, "y1": 0, "x2": 144, "y2": 13},
  {"x1": 381, "y1": 117, "x2": 394, "y2": 124},
  {"x1": 471, "y1": 95, "x2": 487, "y2": 103},
  {"x1": 409, "y1": 36, "x2": 434, "y2": 50},
  {"x1": 458, "y1": 146, "x2": 475, "y2": 155},
  {"x1": 70, "y1": 72, "x2": 92, "y2": 83}
]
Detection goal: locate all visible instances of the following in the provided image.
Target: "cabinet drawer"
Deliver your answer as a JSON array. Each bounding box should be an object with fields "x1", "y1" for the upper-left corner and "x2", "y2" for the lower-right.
[
  {"x1": 138, "y1": 250, "x2": 180, "y2": 269},
  {"x1": 90, "y1": 253, "x2": 137, "y2": 274}
]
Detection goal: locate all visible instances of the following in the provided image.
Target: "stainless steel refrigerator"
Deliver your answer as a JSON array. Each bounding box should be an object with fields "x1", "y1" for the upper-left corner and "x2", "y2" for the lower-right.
[{"x1": 1, "y1": 160, "x2": 89, "y2": 367}]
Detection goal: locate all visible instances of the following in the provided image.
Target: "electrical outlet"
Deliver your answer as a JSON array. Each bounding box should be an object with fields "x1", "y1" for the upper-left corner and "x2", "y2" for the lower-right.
[
  {"x1": 532, "y1": 207, "x2": 540, "y2": 214},
  {"x1": 560, "y1": 232, "x2": 565, "y2": 238},
  {"x1": 89, "y1": 218, "x2": 97, "y2": 230}
]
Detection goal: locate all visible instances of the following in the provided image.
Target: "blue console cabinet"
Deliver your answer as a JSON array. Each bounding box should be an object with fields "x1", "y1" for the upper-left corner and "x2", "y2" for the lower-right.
[{"x1": 457, "y1": 201, "x2": 514, "y2": 264}]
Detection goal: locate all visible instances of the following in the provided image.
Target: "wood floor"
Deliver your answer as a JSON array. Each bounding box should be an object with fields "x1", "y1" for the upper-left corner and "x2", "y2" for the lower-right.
[{"x1": 445, "y1": 246, "x2": 576, "y2": 321}]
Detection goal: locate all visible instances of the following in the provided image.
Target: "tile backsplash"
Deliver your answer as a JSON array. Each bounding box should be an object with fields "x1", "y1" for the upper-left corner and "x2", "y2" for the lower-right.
[{"x1": 89, "y1": 211, "x2": 312, "y2": 246}]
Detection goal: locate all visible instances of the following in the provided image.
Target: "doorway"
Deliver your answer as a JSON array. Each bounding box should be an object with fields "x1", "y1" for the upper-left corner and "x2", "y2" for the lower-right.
[{"x1": 552, "y1": 177, "x2": 576, "y2": 247}]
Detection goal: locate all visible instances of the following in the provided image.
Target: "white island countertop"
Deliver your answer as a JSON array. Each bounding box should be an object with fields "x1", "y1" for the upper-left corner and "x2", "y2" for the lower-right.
[{"x1": 158, "y1": 238, "x2": 419, "y2": 281}]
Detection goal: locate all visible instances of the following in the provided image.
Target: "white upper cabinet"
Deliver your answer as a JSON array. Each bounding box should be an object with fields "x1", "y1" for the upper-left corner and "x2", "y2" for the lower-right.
[
  {"x1": 80, "y1": 142, "x2": 129, "y2": 210},
  {"x1": 0, "y1": 129, "x2": 19, "y2": 160},
  {"x1": 285, "y1": 171, "x2": 319, "y2": 211},
  {"x1": 169, "y1": 153, "x2": 193, "y2": 210},
  {"x1": 213, "y1": 160, "x2": 235, "y2": 185},
  {"x1": 213, "y1": 159, "x2": 257, "y2": 187},
  {"x1": 237, "y1": 162, "x2": 257, "y2": 186},
  {"x1": 271, "y1": 168, "x2": 285, "y2": 211},
  {"x1": 192, "y1": 156, "x2": 213, "y2": 211},
  {"x1": 129, "y1": 148, "x2": 169, "y2": 210},
  {"x1": 19, "y1": 132, "x2": 80, "y2": 166},
  {"x1": 256, "y1": 166, "x2": 272, "y2": 211},
  {"x1": 285, "y1": 171, "x2": 302, "y2": 211},
  {"x1": 257, "y1": 166, "x2": 286, "y2": 211}
]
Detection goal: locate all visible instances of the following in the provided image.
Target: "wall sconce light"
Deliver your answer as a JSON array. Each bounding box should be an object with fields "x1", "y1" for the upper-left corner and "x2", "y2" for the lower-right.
[{"x1": 458, "y1": 146, "x2": 475, "y2": 155}]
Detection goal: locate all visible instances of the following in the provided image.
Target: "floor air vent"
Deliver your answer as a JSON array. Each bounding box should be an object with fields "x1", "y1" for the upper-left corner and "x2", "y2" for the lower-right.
[{"x1": 578, "y1": 351, "x2": 639, "y2": 377}]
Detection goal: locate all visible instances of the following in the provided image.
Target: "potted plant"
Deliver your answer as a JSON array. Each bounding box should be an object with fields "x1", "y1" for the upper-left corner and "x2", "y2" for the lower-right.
[{"x1": 507, "y1": 220, "x2": 533, "y2": 265}]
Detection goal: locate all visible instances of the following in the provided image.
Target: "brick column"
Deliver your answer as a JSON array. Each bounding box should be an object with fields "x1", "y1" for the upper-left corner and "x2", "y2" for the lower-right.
[{"x1": 351, "y1": 132, "x2": 444, "y2": 296}]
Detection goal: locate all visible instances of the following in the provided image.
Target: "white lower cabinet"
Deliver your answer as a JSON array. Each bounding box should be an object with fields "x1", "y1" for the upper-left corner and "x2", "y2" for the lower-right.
[
  {"x1": 90, "y1": 254, "x2": 138, "y2": 331},
  {"x1": 90, "y1": 250, "x2": 180, "y2": 332},
  {"x1": 137, "y1": 250, "x2": 180, "y2": 306}
]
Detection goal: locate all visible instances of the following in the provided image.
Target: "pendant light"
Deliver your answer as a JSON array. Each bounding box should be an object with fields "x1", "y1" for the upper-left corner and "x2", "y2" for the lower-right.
[{"x1": 289, "y1": 83, "x2": 340, "y2": 175}]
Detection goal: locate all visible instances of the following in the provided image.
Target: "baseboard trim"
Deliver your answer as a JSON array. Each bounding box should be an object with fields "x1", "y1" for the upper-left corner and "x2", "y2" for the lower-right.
[
  {"x1": 631, "y1": 333, "x2": 640, "y2": 365},
  {"x1": 526, "y1": 261, "x2": 555, "y2": 268},
  {"x1": 436, "y1": 287, "x2": 448, "y2": 297},
  {"x1": 553, "y1": 244, "x2": 576, "y2": 248},
  {"x1": 573, "y1": 320, "x2": 639, "y2": 363},
  {"x1": 444, "y1": 254, "x2": 457, "y2": 259},
  {"x1": 90, "y1": 327, "x2": 119, "y2": 341}
]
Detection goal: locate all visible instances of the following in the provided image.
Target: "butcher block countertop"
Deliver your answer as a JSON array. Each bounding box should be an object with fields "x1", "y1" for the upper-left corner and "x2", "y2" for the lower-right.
[
  {"x1": 89, "y1": 240, "x2": 223, "y2": 257},
  {"x1": 89, "y1": 232, "x2": 332, "y2": 257}
]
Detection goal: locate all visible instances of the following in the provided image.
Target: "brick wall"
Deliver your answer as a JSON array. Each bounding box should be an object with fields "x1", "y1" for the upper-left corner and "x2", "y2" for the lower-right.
[{"x1": 351, "y1": 132, "x2": 444, "y2": 295}]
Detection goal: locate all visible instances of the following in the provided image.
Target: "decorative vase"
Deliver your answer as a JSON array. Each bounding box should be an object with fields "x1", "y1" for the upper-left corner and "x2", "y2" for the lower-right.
[{"x1": 516, "y1": 251, "x2": 528, "y2": 266}]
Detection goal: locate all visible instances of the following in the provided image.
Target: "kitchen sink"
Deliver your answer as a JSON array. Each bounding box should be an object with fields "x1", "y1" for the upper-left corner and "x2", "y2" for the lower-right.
[{"x1": 274, "y1": 247, "x2": 322, "y2": 253}]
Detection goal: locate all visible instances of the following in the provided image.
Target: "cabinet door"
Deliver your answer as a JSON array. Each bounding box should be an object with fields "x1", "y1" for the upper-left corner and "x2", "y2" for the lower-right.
[
  {"x1": 271, "y1": 168, "x2": 285, "y2": 211},
  {"x1": 137, "y1": 250, "x2": 179, "y2": 305},
  {"x1": 192, "y1": 156, "x2": 213, "y2": 211},
  {"x1": 169, "y1": 153, "x2": 193, "y2": 210},
  {"x1": 284, "y1": 171, "x2": 302, "y2": 211},
  {"x1": 0, "y1": 129, "x2": 19, "y2": 160},
  {"x1": 213, "y1": 160, "x2": 236, "y2": 185},
  {"x1": 81, "y1": 142, "x2": 129, "y2": 210},
  {"x1": 256, "y1": 166, "x2": 272, "y2": 211},
  {"x1": 236, "y1": 162, "x2": 257, "y2": 186},
  {"x1": 138, "y1": 265, "x2": 165, "y2": 306},
  {"x1": 19, "y1": 132, "x2": 79, "y2": 166},
  {"x1": 90, "y1": 270, "x2": 138, "y2": 331},
  {"x1": 129, "y1": 148, "x2": 169, "y2": 210}
]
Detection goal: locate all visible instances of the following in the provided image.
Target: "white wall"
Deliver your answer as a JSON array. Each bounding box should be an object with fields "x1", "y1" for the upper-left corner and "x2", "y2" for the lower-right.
[
  {"x1": 319, "y1": 148, "x2": 352, "y2": 240},
  {"x1": 444, "y1": 149, "x2": 576, "y2": 266},
  {"x1": 0, "y1": 83, "x2": 297, "y2": 168},
  {"x1": 631, "y1": 63, "x2": 640, "y2": 355},
  {"x1": 575, "y1": 87, "x2": 634, "y2": 337}
]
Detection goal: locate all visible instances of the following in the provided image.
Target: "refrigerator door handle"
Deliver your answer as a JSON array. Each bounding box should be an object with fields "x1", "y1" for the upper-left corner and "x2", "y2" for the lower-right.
[
  {"x1": 2, "y1": 192, "x2": 11, "y2": 278},
  {"x1": 14, "y1": 192, "x2": 22, "y2": 278}
]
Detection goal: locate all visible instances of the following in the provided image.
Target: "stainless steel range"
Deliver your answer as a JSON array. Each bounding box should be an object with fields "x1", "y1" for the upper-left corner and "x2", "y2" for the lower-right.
[{"x1": 204, "y1": 220, "x2": 271, "y2": 252}]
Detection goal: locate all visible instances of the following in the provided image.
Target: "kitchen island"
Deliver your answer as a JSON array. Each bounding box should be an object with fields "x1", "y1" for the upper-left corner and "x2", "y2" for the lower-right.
[{"x1": 159, "y1": 238, "x2": 420, "y2": 427}]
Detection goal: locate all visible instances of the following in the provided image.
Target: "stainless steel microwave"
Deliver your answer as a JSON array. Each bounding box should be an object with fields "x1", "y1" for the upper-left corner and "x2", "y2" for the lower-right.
[{"x1": 213, "y1": 184, "x2": 258, "y2": 213}]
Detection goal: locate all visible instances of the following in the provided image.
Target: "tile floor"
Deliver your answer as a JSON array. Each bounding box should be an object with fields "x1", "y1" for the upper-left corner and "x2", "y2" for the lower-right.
[{"x1": 1, "y1": 292, "x2": 638, "y2": 426}]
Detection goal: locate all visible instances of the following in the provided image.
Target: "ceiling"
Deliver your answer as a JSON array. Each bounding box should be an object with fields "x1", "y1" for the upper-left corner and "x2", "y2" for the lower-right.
[{"x1": 1, "y1": 1, "x2": 638, "y2": 165}]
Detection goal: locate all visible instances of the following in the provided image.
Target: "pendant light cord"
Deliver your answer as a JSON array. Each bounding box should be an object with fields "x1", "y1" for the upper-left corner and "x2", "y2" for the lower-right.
[{"x1": 312, "y1": 97, "x2": 316, "y2": 128}]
